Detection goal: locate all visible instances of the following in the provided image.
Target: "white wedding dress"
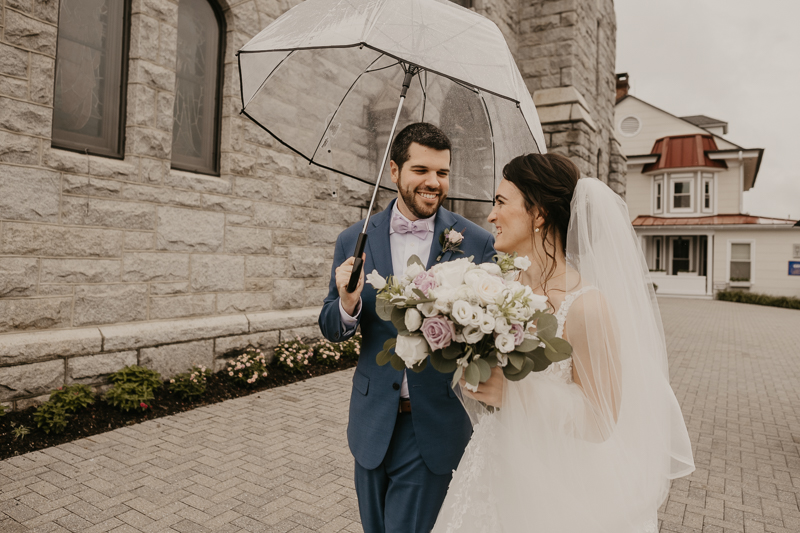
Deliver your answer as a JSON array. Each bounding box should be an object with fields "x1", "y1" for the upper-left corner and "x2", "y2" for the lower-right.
[{"x1": 432, "y1": 178, "x2": 695, "y2": 533}]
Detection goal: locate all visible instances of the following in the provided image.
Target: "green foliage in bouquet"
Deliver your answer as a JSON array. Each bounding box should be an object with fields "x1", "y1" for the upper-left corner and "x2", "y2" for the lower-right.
[
  {"x1": 34, "y1": 402, "x2": 70, "y2": 434},
  {"x1": 274, "y1": 336, "x2": 313, "y2": 374},
  {"x1": 105, "y1": 365, "x2": 161, "y2": 412},
  {"x1": 225, "y1": 348, "x2": 270, "y2": 386},
  {"x1": 169, "y1": 365, "x2": 212, "y2": 399}
]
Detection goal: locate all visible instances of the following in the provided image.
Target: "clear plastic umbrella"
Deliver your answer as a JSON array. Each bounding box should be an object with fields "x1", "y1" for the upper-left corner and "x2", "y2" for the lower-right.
[{"x1": 238, "y1": 0, "x2": 546, "y2": 289}]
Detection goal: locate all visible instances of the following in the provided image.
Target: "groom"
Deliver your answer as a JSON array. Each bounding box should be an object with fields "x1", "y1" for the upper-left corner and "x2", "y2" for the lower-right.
[{"x1": 319, "y1": 123, "x2": 496, "y2": 532}]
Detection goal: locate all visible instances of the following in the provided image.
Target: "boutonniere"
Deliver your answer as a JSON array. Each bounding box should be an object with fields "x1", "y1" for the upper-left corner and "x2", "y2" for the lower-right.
[{"x1": 436, "y1": 226, "x2": 465, "y2": 261}]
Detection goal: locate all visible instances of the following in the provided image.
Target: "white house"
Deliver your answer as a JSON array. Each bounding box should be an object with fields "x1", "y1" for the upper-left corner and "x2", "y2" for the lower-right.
[{"x1": 615, "y1": 74, "x2": 800, "y2": 298}]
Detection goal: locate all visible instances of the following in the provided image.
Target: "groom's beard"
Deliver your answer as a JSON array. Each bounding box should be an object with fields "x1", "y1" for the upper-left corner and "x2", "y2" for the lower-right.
[{"x1": 397, "y1": 182, "x2": 446, "y2": 220}]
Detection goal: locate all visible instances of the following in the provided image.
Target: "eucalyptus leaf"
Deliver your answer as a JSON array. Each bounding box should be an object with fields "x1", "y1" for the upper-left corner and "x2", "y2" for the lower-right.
[
  {"x1": 515, "y1": 337, "x2": 539, "y2": 353},
  {"x1": 529, "y1": 347, "x2": 551, "y2": 372},
  {"x1": 431, "y1": 350, "x2": 458, "y2": 373},
  {"x1": 376, "y1": 299, "x2": 393, "y2": 321},
  {"x1": 391, "y1": 307, "x2": 409, "y2": 335},
  {"x1": 504, "y1": 357, "x2": 535, "y2": 381},
  {"x1": 411, "y1": 357, "x2": 428, "y2": 373},
  {"x1": 376, "y1": 349, "x2": 392, "y2": 366},
  {"x1": 383, "y1": 338, "x2": 397, "y2": 350},
  {"x1": 465, "y1": 362, "x2": 481, "y2": 386},
  {"x1": 545, "y1": 337, "x2": 572, "y2": 362},
  {"x1": 475, "y1": 358, "x2": 491, "y2": 382},
  {"x1": 407, "y1": 254, "x2": 424, "y2": 267},
  {"x1": 486, "y1": 353, "x2": 499, "y2": 368},
  {"x1": 442, "y1": 343, "x2": 463, "y2": 360},
  {"x1": 535, "y1": 314, "x2": 558, "y2": 339},
  {"x1": 390, "y1": 354, "x2": 406, "y2": 372},
  {"x1": 507, "y1": 352, "x2": 525, "y2": 370},
  {"x1": 451, "y1": 365, "x2": 463, "y2": 388}
]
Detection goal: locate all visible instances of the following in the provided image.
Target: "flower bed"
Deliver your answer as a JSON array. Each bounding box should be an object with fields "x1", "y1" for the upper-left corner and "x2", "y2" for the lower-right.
[
  {"x1": 0, "y1": 335, "x2": 360, "y2": 460},
  {"x1": 716, "y1": 290, "x2": 800, "y2": 310}
]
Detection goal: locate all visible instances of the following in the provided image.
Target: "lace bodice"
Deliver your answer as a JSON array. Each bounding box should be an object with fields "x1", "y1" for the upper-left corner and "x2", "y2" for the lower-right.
[{"x1": 538, "y1": 286, "x2": 595, "y2": 384}]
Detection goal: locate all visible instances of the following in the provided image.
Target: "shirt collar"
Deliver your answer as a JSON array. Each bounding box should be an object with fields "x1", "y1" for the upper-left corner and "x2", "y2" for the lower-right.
[{"x1": 389, "y1": 200, "x2": 436, "y2": 235}]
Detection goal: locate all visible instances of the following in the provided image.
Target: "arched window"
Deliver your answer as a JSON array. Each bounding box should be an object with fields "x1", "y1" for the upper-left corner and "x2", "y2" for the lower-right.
[
  {"x1": 52, "y1": 0, "x2": 129, "y2": 158},
  {"x1": 171, "y1": 0, "x2": 225, "y2": 175}
]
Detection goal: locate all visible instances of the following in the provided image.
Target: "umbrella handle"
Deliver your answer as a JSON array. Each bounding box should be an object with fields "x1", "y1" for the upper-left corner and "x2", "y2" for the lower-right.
[{"x1": 346, "y1": 232, "x2": 368, "y2": 293}]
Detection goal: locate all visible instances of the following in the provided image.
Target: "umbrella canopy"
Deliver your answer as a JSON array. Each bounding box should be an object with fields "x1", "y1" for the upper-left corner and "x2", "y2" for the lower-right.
[{"x1": 238, "y1": 0, "x2": 545, "y2": 202}]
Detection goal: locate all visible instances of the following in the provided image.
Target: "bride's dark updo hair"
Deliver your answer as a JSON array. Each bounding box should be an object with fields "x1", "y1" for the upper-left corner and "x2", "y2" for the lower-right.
[{"x1": 502, "y1": 153, "x2": 580, "y2": 284}]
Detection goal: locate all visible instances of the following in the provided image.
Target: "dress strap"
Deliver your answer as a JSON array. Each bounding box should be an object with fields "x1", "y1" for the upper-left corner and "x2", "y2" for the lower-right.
[{"x1": 554, "y1": 286, "x2": 598, "y2": 337}]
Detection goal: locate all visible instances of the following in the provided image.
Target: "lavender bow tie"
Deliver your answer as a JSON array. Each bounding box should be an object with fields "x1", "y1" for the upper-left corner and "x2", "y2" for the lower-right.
[{"x1": 391, "y1": 214, "x2": 430, "y2": 239}]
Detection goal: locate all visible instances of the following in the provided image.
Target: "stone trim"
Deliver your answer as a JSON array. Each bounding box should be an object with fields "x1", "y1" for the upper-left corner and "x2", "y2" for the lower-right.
[{"x1": 0, "y1": 308, "x2": 322, "y2": 407}]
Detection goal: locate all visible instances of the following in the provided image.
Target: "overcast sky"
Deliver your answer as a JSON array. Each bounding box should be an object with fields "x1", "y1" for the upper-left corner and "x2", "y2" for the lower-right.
[{"x1": 615, "y1": 0, "x2": 800, "y2": 220}]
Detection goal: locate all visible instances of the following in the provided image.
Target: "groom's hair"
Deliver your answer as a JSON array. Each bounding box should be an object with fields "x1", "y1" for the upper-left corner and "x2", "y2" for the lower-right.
[{"x1": 390, "y1": 123, "x2": 451, "y2": 171}]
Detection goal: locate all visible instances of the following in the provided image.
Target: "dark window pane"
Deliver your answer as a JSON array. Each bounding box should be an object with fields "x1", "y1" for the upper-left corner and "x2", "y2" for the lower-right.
[
  {"x1": 52, "y1": 0, "x2": 127, "y2": 157},
  {"x1": 730, "y1": 262, "x2": 751, "y2": 281},
  {"x1": 172, "y1": 0, "x2": 223, "y2": 175}
]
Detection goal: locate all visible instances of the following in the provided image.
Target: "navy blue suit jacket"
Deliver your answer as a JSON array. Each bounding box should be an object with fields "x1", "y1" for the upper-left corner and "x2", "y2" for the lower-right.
[{"x1": 319, "y1": 200, "x2": 496, "y2": 475}]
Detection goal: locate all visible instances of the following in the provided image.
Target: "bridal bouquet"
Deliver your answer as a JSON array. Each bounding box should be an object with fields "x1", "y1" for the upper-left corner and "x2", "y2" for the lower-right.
[{"x1": 366, "y1": 253, "x2": 573, "y2": 391}]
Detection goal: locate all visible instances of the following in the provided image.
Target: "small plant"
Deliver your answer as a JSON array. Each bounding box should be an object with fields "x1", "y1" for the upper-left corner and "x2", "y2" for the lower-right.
[
  {"x1": 274, "y1": 336, "x2": 313, "y2": 373},
  {"x1": 340, "y1": 333, "x2": 362, "y2": 362},
  {"x1": 225, "y1": 348, "x2": 269, "y2": 386},
  {"x1": 34, "y1": 402, "x2": 70, "y2": 434},
  {"x1": 50, "y1": 384, "x2": 95, "y2": 413},
  {"x1": 169, "y1": 365, "x2": 212, "y2": 399},
  {"x1": 105, "y1": 365, "x2": 161, "y2": 412},
  {"x1": 312, "y1": 339, "x2": 342, "y2": 367},
  {"x1": 11, "y1": 423, "x2": 30, "y2": 440},
  {"x1": 0, "y1": 404, "x2": 5, "y2": 417},
  {"x1": 716, "y1": 290, "x2": 800, "y2": 310}
]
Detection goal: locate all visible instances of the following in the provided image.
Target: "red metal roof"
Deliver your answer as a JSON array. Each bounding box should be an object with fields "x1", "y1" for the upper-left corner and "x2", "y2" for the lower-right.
[
  {"x1": 643, "y1": 134, "x2": 728, "y2": 173},
  {"x1": 632, "y1": 215, "x2": 798, "y2": 227}
]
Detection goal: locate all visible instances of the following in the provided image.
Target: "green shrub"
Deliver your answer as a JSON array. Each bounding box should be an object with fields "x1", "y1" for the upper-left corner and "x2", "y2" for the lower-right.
[
  {"x1": 716, "y1": 290, "x2": 800, "y2": 310},
  {"x1": 225, "y1": 348, "x2": 269, "y2": 386},
  {"x1": 0, "y1": 404, "x2": 5, "y2": 417},
  {"x1": 105, "y1": 365, "x2": 161, "y2": 412},
  {"x1": 11, "y1": 423, "x2": 29, "y2": 440},
  {"x1": 313, "y1": 339, "x2": 343, "y2": 367},
  {"x1": 274, "y1": 336, "x2": 313, "y2": 374},
  {"x1": 104, "y1": 382, "x2": 155, "y2": 412},
  {"x1": 169, "y1": 365, "x2": 212, "y2": 399},
  {"x1": 50, "y1": 384, "x2": 95, "y2": 413},
  {"x1": 34, "y1": 402, "x2": 70, "y2": 434},
  {"x1": 340, "y1": 333, "x2": 362, "y2": 362}
]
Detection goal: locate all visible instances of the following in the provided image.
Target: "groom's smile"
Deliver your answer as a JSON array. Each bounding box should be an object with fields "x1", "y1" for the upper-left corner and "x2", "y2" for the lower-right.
[{"x1": 391, "y1": 142, "x2": 450, "y2": 220}]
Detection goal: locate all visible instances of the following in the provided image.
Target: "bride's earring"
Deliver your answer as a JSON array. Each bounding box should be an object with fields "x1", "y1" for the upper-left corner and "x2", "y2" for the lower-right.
[{"x1": 535, "y1": 227, "x2": 540, "y2": 233}]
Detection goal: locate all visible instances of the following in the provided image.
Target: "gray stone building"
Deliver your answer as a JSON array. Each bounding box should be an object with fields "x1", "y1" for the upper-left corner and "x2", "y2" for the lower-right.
[{"x1": 0, "y1": 0, "x2": 623, "y2": 409}]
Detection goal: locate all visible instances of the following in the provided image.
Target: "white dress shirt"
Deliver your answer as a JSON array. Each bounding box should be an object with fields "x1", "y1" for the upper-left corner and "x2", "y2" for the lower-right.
[{"x1": 340, "y1": 201, "x2": 436, "y2": 399}]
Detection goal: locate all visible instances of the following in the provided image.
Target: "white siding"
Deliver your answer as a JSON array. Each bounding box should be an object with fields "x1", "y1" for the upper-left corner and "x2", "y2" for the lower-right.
[
  {"x1": 713, "y1": 229, "x2": 800, "y2": 297},
  {"x1": 625, "y1": 170, "x2": 652, "y2": 220},
  {"x1": 716, "y1": 166, "x2": 742, "y2": 215}
]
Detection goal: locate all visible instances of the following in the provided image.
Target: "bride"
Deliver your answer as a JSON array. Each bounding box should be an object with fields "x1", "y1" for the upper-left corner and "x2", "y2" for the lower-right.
[{"x1": 432, "y1": 153, "x2": 695, "y2": 533}]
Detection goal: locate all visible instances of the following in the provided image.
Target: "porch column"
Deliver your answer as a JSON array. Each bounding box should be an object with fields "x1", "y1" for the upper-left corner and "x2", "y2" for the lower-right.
[{"x1": 706, "y1": 232, "x2": 714, "y2": 295}]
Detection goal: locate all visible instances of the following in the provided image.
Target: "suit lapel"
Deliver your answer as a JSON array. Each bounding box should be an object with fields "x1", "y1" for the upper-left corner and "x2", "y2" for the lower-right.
[
  {"x1": 368, "y1": 202, "x2": 394, "y2": 278},
  {"x1": 427, "y1": 207, "x2": 458, "y2": 269}
]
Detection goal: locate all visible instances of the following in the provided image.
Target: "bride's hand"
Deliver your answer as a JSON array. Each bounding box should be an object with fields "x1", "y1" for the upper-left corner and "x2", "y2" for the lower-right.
[{"x1": 459, "y1": 366, "x2": 505, "y2": 407}]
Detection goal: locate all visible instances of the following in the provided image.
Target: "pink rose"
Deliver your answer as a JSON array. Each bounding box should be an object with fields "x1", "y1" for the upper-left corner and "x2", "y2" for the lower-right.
[
  {"x1": 510, "y1": 323, "x2": 525, "y2": 345},
  {"x1": 447, "y1": 229, "x2": 464, "y2": 244},
  {"x1": 420, "y1": 316, "x2": 456, "y2": 351},
  {"x1": 413, "y1": 271, "x2": 437, "y2": 296}
]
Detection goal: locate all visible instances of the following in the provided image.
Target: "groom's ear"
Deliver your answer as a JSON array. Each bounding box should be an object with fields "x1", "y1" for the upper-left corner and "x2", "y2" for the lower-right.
[{"x1": 390, "y1": 160, "x2": 400, "y2": 185}]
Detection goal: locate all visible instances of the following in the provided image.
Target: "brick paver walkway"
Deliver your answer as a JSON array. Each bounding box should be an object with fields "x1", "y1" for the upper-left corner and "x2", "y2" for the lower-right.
[{"x1": 1, "y1": 298, "x2": 799, "y2": 532}]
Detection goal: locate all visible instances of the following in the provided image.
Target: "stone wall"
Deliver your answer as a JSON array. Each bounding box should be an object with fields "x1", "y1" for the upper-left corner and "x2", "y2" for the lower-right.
[{"x1": 0, "y1": 0, "x2": 622, "y2": 408}]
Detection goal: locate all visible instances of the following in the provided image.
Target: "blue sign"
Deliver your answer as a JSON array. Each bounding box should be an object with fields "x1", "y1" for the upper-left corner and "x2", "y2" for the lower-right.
[{"x1": 790, "y1": 262, "x2": 800, "y2": 276}]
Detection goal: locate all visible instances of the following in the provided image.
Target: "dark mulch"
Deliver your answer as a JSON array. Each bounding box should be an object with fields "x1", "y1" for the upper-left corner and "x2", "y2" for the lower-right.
[{"x1": 0, "y1": 359, "x2": 356, "y2": 461}]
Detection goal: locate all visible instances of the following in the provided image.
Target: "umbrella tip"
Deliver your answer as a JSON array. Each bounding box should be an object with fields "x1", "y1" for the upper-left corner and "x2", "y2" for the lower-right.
[
  {"x1": 239, "y1": 109, "x2": 244, "y2": 115},
  {"x1": 235, "y1": 51, "x2": 240, "y2": 57}
]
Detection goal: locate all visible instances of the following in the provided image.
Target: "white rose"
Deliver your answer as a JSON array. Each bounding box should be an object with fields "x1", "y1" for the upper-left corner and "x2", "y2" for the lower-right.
[
  {"x1": 495, "y1": 351, "x2": 509, "y2": 367},
  {"x1": 463, "y1": 268, "x2": 488, "y2": 288},
  {"x1": 404, "y1": 262, "x2": 425, "y2": 282},
  {"x1": 366, "y1": 270, "x2": 386, "y2": 290},
  {"x1": 474, "y1": 275, "x2": 507, "y2": 306},
  {"x1": 403, "y1": 283, "x2": 418, "y2": 299},
  {"x1": 454, "y1": 284, "x2": 478, "y2": 305},
  {"x1": 417, "y1": 301, "x2": 438, "y2": 317},
  {"x1": 495, "y1": 333, "x2": 516, "y2": 353},
  {"x1": 395, "y1": 335, "x2": 430, "y2": 368},
  {"x1": 404, "y1": 308, "x2": 422, "y2": 332},
  {"x1": 528, "y1": 293, "x2": 549, "y2": 311},
  {"x1": 430, "y1": 286, "x2": 458, "y2": 304},
  {"x1": 433, "y1": 258, "x2": 473, "y2": 288},
  {"x1": 514, "y1": 256, "x2": 532, "y2": 271},
  {"x1": 494, "y1": 316, "x2": 511, "y2": 335},
  {"x1": 451, "y1": 300, "x2": 473, "y2": 326},
  {"x1": 479, "y1": 262, "x2": 502, "y2": 276},
  {"x1": 478, "y1": 312, "x2": 496, "y2": 334},
  {"x1": 462, "y1": 325, "x2": 485, "y2": 345}
]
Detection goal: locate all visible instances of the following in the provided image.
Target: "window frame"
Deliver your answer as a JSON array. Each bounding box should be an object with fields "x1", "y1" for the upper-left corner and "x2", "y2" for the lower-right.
[
  {"x1": 652, "y1": 236, "x2": 663, "y2": 271},
  {"x1": 701, "y1": 173, "x2": 714, "y2": 214},
  {"x1": 51, "y1": 0, "x2": 131, "y2": 159},
  {"x1": 170, "y1": 0, "x2": 226, "y2": 176},
  {"x1": 653, "y1": 175, "x2": 664, "y2": 215},
  {"x1": 669, "y1": 235, "x2": 693, "y2": 274},
  {"x1": 727, "y1": 239, "x2": 755, "y2": 286},
  {"x1": 669, "y1": 173, "x2": 695, "y2": 214}
]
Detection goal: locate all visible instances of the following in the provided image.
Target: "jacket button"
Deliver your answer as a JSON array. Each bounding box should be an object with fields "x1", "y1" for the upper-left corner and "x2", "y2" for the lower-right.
[{"x1": 392, "y1": 383, "x2": 400, "y2": 390}]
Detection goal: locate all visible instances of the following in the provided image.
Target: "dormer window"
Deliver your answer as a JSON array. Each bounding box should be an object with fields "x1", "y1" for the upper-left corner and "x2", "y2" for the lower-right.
[{"x1": 669, "y1": 173, "x2": 694, "y2": 213}]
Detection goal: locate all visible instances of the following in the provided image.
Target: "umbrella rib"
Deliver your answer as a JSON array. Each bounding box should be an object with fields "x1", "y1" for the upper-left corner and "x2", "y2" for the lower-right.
[
  {"x1": 365, "y1": 60, "x2": 402, "y2": 73},
  {"x1": 478, "y1": 90, "x2": 497, "y2": 203},
  {"x1": 418, "y1": 71, "x2": 427, "y2": 122},
  {"x1": 242, "y1": 50, "x2": 296, "y2": 109},
  {"x1": 309, "y1": 52, "x2": 390, "y2": 163}
]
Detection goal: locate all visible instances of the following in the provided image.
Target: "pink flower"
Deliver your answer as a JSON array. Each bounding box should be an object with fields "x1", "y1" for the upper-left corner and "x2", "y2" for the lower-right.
[
  {"x1": 510, "y1": 323, "x2": 525, "y2": 345},
  {"x1": 140, "y1": 402, "x2": 148, "y2": 409},
  {"x1": 420, "y1": 316, "x2": 456, "y2": 351},
  {"x1": 447, "y1": 229, "x2": 464, "y2": 244},
  {"x1": 413, "y1": 271, "x2": 436, "y2": 297}
]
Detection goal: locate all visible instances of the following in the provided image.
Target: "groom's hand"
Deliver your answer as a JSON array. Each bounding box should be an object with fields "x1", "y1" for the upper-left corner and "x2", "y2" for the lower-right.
[{"x1": 336, "y1": 254, "x2": 366, "y2": 316}]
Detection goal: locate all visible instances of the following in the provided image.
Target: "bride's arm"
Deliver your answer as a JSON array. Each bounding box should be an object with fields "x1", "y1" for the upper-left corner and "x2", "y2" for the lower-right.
[{"x1": 564, "y1": 291, "x2": 622, "y2": 433}]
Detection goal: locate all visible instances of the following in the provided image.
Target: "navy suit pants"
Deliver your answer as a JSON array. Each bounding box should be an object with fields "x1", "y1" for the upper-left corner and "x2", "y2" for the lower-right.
[{"x1": 354, "y1": 412, "x2": 452, "y2": 533}]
